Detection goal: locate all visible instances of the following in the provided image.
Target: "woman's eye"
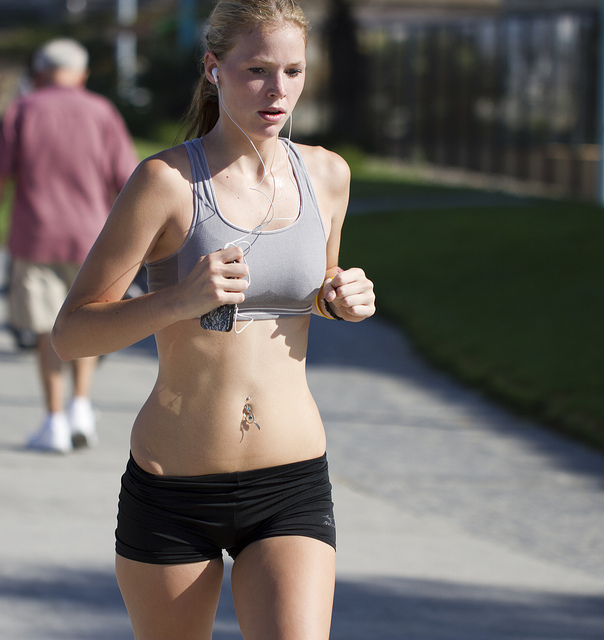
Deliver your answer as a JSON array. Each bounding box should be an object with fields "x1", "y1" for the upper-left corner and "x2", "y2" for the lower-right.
[
  {"x1": 248, "y1": 68, "x2": 264, "y2": 75},
  {"x1": 287, "y1": 69, "x2": 303, "y2": 77}
]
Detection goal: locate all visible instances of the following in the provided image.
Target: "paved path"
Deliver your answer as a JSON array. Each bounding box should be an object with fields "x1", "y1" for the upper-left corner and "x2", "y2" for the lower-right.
[{"x1": 0, "y1": 301, "x2": 603, "y2": 639}]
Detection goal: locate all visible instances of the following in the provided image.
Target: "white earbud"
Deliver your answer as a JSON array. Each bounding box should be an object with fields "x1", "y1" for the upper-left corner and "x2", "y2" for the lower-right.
[{"x1": 212, "y1": 68, "x2": 218, "y2": 83}]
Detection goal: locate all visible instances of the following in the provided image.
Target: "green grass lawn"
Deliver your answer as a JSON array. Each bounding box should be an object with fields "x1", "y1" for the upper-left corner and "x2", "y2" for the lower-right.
[{"x1": 339, "y1": 190, "x2": 604, "y2": 450}]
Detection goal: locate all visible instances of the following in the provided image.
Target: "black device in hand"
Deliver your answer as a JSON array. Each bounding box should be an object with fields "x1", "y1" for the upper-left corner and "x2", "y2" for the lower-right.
[{"x1": 200, "y1": 304, "x2": 236, "y2": 332}]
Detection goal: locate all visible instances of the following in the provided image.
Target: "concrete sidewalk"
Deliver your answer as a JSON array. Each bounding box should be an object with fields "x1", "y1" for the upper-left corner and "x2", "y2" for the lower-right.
[{"x1": 1, "y1": 305, "x2": 603, "y2": 639}]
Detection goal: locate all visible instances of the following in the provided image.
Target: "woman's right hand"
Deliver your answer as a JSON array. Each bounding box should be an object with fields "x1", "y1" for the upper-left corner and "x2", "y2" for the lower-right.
[{"x1": 176, "y1": 246, "x2": 249, "y2": 320}]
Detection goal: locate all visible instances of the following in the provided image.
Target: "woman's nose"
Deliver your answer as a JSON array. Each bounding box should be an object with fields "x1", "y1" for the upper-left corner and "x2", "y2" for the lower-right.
[{"x1": 268, "y1": 73, "x2": 286, "y2": 98}]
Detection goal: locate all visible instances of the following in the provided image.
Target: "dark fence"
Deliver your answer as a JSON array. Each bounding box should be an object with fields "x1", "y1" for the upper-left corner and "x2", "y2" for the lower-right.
[{"x1": 358, "y1": 9, "x2": 600, "y2": 200}]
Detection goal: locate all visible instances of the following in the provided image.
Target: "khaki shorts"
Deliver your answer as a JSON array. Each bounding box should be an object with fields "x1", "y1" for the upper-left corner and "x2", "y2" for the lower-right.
[{"x1": 9, "y1": 259, "x2": 80, "y2": 335}]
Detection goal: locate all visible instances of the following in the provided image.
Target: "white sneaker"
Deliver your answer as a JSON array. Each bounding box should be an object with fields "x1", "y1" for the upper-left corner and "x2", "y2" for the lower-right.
[
  {"x1": 26, "y1": 413, "x2": 73, "y2": 453},
  {"x1": 67, "y1": 397, "x2": 98, "y2": 449}
]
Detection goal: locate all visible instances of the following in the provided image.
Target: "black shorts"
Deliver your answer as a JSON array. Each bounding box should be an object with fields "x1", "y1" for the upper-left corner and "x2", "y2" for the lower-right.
[{"x1": 115, "y1": 453, "x2": 336, "y2": 564}]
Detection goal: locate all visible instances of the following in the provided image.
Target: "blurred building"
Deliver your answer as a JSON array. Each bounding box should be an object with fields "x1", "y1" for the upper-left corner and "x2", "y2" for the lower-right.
[
  {"x1": 346, "y1": 0, "x2": 602, "y2": 199},
  {"x1": 505, "y1": 0, "x2": 597, "y2": 10}
]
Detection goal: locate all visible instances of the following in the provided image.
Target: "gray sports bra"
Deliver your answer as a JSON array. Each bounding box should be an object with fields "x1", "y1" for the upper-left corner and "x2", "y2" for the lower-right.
[{"x1": 146, "y1": 138, "x2": 327, "y2": 320}]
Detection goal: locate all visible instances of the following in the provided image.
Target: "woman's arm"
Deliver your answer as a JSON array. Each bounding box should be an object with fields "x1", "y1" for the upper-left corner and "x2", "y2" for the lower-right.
[
  {"x1": 302, "y1": 146, "x2": 376, "y2": 323},
  {"x1": 52, "y1": 150, "x2": 248, "y2": 361}
]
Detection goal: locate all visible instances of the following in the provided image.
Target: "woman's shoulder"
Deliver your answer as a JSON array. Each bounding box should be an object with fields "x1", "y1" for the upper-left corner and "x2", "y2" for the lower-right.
[
  {"x1": 139, "y1": 143, "x2": 191, "y2": 176},
  {"x1": 113, "y1": 143, "x2": 193, "y2": 231},
  {"x1": 129, "y1": 143, "x2": 193, "y2": 196},
  {"x1": 295, "y1": 143, "x2": 351, "y2": 200},
  {"x1": 295, "y1": 144, "x2": 349, "y2": 179}
]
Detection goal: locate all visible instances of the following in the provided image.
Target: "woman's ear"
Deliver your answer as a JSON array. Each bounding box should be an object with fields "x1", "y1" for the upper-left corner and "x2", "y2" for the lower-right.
[{"x1": 204, "y1": 52, "x2": 219, "y2": 84}]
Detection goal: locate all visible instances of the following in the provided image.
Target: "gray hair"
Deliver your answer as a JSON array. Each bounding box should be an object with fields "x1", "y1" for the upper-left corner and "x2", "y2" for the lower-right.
[{"x1": 32, "y1": 38, "x2": 89, "y2": 73}]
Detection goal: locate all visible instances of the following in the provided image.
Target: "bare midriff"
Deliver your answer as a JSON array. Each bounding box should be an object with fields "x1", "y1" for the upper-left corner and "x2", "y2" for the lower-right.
[{"x1": 129, "y1": 314, "x2": 326, "y2": 477}]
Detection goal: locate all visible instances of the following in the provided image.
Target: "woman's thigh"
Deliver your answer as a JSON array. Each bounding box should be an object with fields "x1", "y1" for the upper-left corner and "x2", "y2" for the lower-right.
[
  {"x1": 115, "y1": 554, "x2": 224, "y2": 640},
  {"x1": 231, "y1": 536, "x2": 336, "y2": 640}
]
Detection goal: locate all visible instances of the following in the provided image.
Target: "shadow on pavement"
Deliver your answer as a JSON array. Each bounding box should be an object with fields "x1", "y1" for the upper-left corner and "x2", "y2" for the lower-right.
[
  {"x1": 307, "y1": 315, "x2": 604, "y2": 488},
  {"x1": 332, "y1": 575, "x2": 604, "y2": 640},
  {"x1": 2, "y1": 565, "x2": 603, "y2": 640}
]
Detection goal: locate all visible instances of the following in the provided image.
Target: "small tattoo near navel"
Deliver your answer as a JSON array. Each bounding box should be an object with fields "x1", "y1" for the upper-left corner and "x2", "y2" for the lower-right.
[{"x1": 243, "y1": 396, "x2": 261, "y2": 430}]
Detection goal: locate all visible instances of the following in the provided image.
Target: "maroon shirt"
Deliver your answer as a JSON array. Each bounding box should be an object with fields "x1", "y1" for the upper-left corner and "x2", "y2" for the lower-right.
[{"x1": 0, "y1": 86, "x2": 138, "y2": 264}]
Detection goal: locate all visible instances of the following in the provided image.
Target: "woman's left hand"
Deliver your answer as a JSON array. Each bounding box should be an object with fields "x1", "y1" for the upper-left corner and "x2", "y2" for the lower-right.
[{"x1": 322, "y1": 268, "x2": 376, "y2": 322}]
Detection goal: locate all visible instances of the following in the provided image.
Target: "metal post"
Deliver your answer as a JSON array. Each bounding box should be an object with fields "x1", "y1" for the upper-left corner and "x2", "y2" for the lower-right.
[
  {"x1": 117, "y1": 0, "x2": 137, "y2": 25},
  {"x1": 116, "y1": 0, "x2": 138, "y2": 101},
  {"x1": 599, "y1": 0, "x2": 604, "y2": 204}
]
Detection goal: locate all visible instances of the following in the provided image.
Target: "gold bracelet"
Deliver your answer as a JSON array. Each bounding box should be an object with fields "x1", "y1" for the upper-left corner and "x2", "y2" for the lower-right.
[{"x1": 315, "y1": 287, "x2": 333, "y2": 319}]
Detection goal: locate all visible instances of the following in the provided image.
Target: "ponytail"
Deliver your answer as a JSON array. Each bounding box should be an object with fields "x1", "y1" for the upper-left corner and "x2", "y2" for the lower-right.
[{"x1": 183, "y1": 69, "x2": 219, "y2": 140}]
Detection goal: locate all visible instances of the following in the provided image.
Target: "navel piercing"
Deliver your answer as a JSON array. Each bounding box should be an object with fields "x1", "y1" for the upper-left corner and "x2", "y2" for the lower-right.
[{"x1": 243, "y1": 397, "x2": 261, "y2": 430}]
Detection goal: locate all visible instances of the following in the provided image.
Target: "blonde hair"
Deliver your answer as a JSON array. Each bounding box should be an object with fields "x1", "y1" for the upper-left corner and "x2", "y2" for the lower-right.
[{"x1": 183, "y1": 0, "x2": 309, "y2": 140}]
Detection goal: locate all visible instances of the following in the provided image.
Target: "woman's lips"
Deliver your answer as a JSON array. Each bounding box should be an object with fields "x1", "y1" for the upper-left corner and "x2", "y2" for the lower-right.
[{"x1": 259, "y1": 109, "x2": 285, "y2": 122}]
